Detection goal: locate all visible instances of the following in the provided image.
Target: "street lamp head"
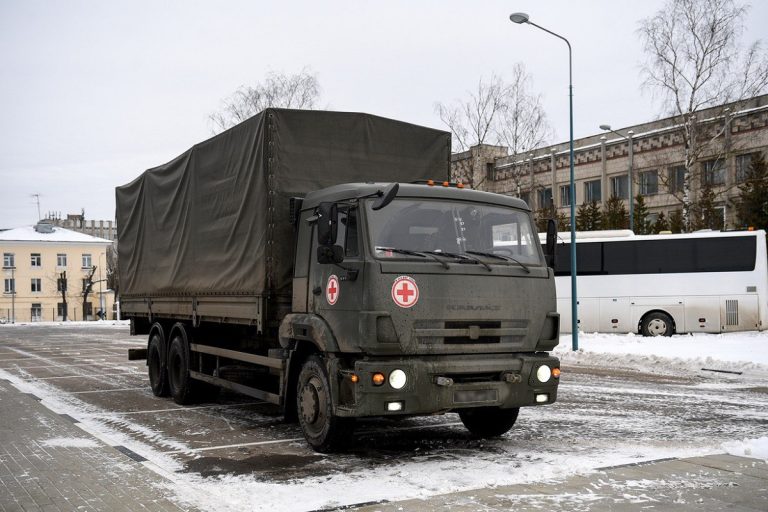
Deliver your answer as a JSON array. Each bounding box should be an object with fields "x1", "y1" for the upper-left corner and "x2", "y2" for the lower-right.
[
  {"x1": 599, "y1": 124, "x2": 611, "y2": 131},
  {"x1": 509, "y1": 12, "x2": 530, "y2": 24}
]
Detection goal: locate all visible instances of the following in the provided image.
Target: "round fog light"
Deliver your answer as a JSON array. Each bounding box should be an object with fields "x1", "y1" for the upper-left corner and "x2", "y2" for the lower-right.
[
  {"x1": 389, "y1": 369, "x2": 407, "y2": 389},
  {"x1": 536, "y1": 365, "x2": 552, "y2": 383}
]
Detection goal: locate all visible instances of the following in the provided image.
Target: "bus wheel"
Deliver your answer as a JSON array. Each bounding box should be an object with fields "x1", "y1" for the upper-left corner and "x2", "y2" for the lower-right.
[
  {"x1": 459, "y1": 407, "x2": 520, "y2": 437},
  {"x1": 641, "y1": 312, "x2": 674, "y2": 337},
  {"x1": 147, "y1": 333, "x2": 169, "y2": 397},
  {"x1": 296, "y1": 356, "x2": 354, "y2": 452}
]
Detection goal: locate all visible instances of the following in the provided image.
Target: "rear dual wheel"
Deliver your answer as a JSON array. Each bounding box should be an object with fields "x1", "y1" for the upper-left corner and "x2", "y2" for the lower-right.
[{"x1": 147, "y1": 333, "x2": 169, "y2": 397}]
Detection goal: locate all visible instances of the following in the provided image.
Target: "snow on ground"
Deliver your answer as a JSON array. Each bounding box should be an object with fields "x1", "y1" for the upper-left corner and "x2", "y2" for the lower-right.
[
  {"x1": 0, "y1": 320, "x2": 130, "y2": 328},
  {"x1": 723, "y1": 436, "x2": 768, "y2": 460},
  {"x1": 40, "y1": 437, "x2": 101, "y2": 448},
  {"x1": 555, "y1": 330, "x2": 768, "y2": 375},
  {"x1": 3, "y1": 324, "x2": 767, "y2": 511}
]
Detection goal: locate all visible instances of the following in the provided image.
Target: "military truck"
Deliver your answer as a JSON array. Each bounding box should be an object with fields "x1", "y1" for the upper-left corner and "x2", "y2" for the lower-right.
[{"x1": 117, "y1": 109, "x2": 560, "y2": 452}]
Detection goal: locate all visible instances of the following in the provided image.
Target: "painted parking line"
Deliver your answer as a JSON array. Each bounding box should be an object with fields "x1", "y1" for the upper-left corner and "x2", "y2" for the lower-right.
[
  {"x1": 87, "y1": 402, "x2": 264, "y2": 416},
  {"x1": 69, "y1": 387, "x2": 149, "y2": 394},
  {"x1": 22, "y1": 373, "x2": 147, "y2": 381}
]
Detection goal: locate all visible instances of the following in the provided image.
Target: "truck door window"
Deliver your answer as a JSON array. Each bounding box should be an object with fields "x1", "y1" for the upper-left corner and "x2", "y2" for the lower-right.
[{"x1": 336, "y1": 208, "x2": 360, "y2": 258}]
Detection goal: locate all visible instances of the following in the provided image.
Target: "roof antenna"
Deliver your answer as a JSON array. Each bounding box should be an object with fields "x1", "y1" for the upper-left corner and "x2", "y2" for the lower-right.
[{"x1": 31, "y1": 193, "x2": 42, "y2": 220}]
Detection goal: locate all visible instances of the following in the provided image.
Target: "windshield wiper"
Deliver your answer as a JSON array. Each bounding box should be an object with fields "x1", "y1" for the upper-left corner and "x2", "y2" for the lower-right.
[
  {"x1": 375, "y1": 247, "x2": 450, "y2": 269},
  {"x1": 465, "y1": 250, "x2": 531, "y2": 273},
  {"x1": 424, "y1": 250, "x2": 492, "y2": 272}
]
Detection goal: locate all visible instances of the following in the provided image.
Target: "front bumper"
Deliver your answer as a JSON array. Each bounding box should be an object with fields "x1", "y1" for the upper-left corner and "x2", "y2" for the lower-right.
[{"x1": 330, "y1": 353, "x2": 559, "y2": 418}]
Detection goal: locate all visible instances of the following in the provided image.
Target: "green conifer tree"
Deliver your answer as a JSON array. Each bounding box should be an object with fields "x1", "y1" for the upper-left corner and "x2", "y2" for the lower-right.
[
  {"x1": 633, "y1": 194, "x2": 651, "y2": 234},
  {"x1": 576, "y1": 200, "x2": 602, "y2": 231},
  {"x1": 652, "y1": 211, "x2": 669, "y2": 233},
  {"x1": 601, "y1": 195, "x2": 629, "y2": 230},
  {"x1": 669, "y1": 209, "x2": 684, "y2": 233},
  {"x1": 733, "y1": 152, "x2": 768, "y2": 231}
]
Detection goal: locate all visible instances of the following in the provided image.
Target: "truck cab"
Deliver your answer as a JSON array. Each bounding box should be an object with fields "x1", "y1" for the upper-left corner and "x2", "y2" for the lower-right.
[{"x1": 281, "y1": 182, "x2": 560, "y2": 450}]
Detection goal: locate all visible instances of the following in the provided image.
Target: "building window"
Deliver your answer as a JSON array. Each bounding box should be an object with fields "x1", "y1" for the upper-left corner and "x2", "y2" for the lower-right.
[
  {"x1": 714, "y1": 206, "x2": 726, "y2": 229},
  {"x1": 519, "y1": 192, "x2": 531, "y2": 208},
  {"x1": 610, "y1": 175, "x2": 629, "y2": 199},
  {"x1": 57, "y1": 277, "x2": 67, "y2": 293},
  {"x1": 537, "y1": 188, "x2": 553, "y2": 208},
  {"x1": 584, "y1": 179, "x2": 601, "y2": 203},
  {"x1": 31, "y1": 303, "x2": 42, "y2": 322},
  {"x1": 4, "y1": 278, "x2": 15, "y2": 294},
  {"x1": 735, "y1": 153, "x2": 754, "y2": 183},
  {"x1": 57, "y1": 253, "x2": 67, "y2": 267},
  {"x1": 702, "y1": 158, "x2": 725, "y2": 186},
  {"x1": 31, "y1": 278, "x2": 42, "y2": 293},
  {"x1": 639, "y1": 170, "x2": 659, "y2": 195},
  {"x1": 82, "y1": 278, "x2": 90, "y2": 292},
  {"x1": 3, "y1": 253, "x2": 14, "y2": 268},
  {"x1": 486, "y1": 162, "x2": 495, "y2": 181},
  {"x1": 560, "y1": 185, "x2": 572, "y2": 207},
  {"x1": 84, "y1": 302, "x2": 93, "y2": 320},
  {"x1": 57, "y1": 303, "x2": 67, "y2": 319},
  {"x1": 668, "y1": 165, "x2": 686, "y2": 193},
  {"x1": 82, "y1": 254, "x2": 92, "y2": 268},
  {"x1": 31, "y1": 253, "x2": 41, "y2": 267}
]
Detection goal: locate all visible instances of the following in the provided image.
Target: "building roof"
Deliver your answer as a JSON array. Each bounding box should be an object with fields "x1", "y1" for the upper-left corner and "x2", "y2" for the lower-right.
[{"x1": 0, "y1": 225, "x2": 112, "y2": 244}]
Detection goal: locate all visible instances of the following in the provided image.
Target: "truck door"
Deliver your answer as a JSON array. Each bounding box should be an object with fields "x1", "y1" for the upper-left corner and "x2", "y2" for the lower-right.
[{"x1": 309, "y1": 206, "x2": 365, "y2": 320}]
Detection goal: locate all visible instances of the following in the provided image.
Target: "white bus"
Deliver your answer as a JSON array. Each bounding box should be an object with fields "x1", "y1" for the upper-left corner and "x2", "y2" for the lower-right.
[{"x1": 547, "y1": 229, "x2": 768, "y2": 336}]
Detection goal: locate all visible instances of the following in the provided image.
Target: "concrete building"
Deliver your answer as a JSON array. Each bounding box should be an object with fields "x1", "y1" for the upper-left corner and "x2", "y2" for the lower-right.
[
  {"x1": 451, "y1": 94, "x2": 768, "y2": 229},
  {"x1": 44, "y1": 212, "x2": 117, "y2": 241},
  {"x1": 0, "y1": 222, "x2": 114, "y2": 323}
]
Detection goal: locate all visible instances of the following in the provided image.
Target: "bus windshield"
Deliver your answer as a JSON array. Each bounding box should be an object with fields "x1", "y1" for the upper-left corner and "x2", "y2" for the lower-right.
[{"x1": 366, "y1": 198, "x2": 544, "y2": 266}]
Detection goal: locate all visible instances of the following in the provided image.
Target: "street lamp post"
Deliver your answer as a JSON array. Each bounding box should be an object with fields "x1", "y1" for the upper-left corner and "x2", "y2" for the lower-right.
[
  {"x1": 510, "y1": 12, "x2": 579, "y2": 351},
  {"x1": 600, "y1": 124, "x2": 635, "y2": 231},
  {"x1": 99, "y1": 252, "x2": 105, "y2": 320}
]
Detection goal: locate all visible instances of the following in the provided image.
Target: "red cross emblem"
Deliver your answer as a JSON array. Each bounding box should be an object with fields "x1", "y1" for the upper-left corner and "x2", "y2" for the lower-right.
[
  {"x1": 326, "y1": 275, "x2": 340, "y2": 305},
  {"x1": 391, "y1": 276, "x2": 419, "y2": 308}
]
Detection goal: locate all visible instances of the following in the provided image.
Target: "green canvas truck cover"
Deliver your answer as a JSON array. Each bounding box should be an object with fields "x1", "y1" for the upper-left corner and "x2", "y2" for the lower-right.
[{"x1": 116, "y1": 109, "x2": 450, "y2": 301}]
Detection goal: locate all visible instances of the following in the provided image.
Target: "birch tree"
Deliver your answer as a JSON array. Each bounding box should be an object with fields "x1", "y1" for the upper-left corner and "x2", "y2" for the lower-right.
[
  {"x1": 209, "y1": 68, "x2": 321, "y2": 133},
  {"x1": 638, "y1": 0, "x2": 768, "y2": 229}
]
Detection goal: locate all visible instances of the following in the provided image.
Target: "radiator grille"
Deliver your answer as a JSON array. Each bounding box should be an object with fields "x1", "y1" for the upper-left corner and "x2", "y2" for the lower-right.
[{"x1": 725, "y1": 300, "x2": 739, "y2": 326}]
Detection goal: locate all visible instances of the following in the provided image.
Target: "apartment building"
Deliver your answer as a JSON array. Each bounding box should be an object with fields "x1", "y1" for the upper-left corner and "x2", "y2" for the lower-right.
[{"x1": 0, "y1": 222, "x2": 114, "y2": 323}]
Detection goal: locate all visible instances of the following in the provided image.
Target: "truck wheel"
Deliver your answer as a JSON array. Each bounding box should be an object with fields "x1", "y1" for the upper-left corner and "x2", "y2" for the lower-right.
[
  {"x1": 459, "y1": 407, "x2": 519, "y2": 438},
  {"x1": 167, "y1": 335, "x2": 195, "y2": 405},
  {"x1": 640, "y1": 312, "x2": 674, "y2": 337},
  {"x1": 147, "y1": 333, "x2": 169, "y2": 397},
  {"x1": 296, "y1": 356, "x2": 354, "y2": 452}
]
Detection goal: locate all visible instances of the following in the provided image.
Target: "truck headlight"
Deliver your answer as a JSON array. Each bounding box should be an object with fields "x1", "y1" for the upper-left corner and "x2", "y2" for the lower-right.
[
  {"x1": 536, "y1": 365, "x2": 552, "y2": 383},
  {"x1": 389, "y1": 369, "x2": 407, "y2": 389}
]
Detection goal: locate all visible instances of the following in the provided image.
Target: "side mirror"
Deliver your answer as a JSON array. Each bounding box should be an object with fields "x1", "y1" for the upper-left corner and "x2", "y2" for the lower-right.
[
  {"x1": 545, "y1": 219, "x2": 557, "y2": 268},
  {"x1": 316, "y1": 202, "x2": 338, "y2": 246},
  {"x1": 317, "y1": 245, "x2": 344, "y2": 264},
  {"x1": 371, "y1": 183, "x2": 399, "y2": 211}
]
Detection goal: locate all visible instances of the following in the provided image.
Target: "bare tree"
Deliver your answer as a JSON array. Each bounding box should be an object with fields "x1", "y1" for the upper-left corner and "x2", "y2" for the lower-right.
[
  {"x1": 82, "y1": 266, "x2": 97, "y2": 321},
  {"x1": 209, "y1": 68, "x2": 322, "y2": 133},
  {"x1": 639, "y1": 0, "x2": 768, "y2": 228},
  {"x1": 435, "y1": 65, "x2": 551, "y2": 154}
]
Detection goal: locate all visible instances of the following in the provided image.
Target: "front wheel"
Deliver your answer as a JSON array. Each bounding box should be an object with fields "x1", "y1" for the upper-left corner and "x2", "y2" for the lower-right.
[
  {"x1": 640, "y1": 311, "x2": 674, "y2": 337},
  {"x1": 296, "y1": 356, "x2": 354, "y2": 452},
  {"x1": 459, "y1": 407, "x2": 520, "y2": 438}
]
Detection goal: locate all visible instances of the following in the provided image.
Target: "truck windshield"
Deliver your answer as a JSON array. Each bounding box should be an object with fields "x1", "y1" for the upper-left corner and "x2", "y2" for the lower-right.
[{"x1": 366, "y1": 199, "x2": 544, "y2": 266}]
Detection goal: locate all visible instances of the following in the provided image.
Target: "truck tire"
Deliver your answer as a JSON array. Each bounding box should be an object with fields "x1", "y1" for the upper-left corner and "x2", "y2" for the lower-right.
[
  {"x1": 147, "y1": 333, "x2": 169, "y2": 397},
  {"x1": 459, "y1": 407, "x2": 519, "y2": 438},
  {"x1": 296, "y1": 356, "x2": 354, "y2": 452},
  {"x1": 167, "y1": 335, "x2": 196, "y2": 405},
  {"x1": 640, "y1": 311, "x2": 674, "y2": 337}
]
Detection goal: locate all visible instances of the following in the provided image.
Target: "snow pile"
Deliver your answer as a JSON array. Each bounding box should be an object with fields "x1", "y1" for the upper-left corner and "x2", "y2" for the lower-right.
[
  {"x1": 722, "y1": 437, "x2": 768, "y2": 461},
  {"x1": 555, "y1": 331, "x2": 768, "y2": 376},
  {"x1": 0, "y1": 320, "x2": 129, "y2": 328}
]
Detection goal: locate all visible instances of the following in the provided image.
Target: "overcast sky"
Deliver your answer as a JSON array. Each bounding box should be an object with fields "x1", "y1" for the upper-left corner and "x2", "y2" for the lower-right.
[{"x1": 1, "y1": 0, "x2": 766, "y2": 229}]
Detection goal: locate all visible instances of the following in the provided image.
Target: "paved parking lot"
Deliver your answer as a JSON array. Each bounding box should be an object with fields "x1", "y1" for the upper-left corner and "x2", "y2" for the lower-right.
[{"x1": 1, "y1": 324, "x2": 766, "y2": 511}]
